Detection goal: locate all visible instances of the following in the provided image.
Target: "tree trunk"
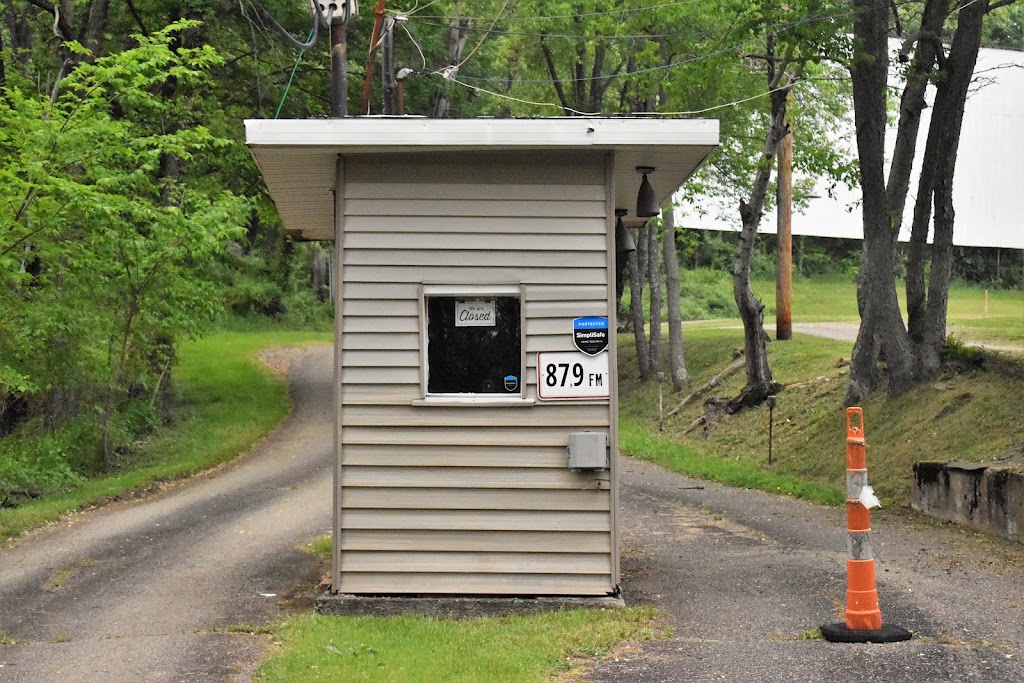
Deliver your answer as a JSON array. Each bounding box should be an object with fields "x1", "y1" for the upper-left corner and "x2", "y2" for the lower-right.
[
  {"x1": 662, "y1": 208, "x2": 687, "y2": 390},
  {"x1": 847, "y1": 0, "x2": 916, "y2": 404},
  {"x1": 629, "y1": 224, "x2": 651, "y2": 380},
  {"x1": 648, "y1": 220, "x2": 662, "y2": 373},
  {"x1": 433, "y1": 2, "x2": 469, "y2": 118},
  {"x1": 917, "y1": 0, "x2": 987, "y2": 375},
  {"x1": 729, "y1": 83, "x2": 789, "y2": 412}
]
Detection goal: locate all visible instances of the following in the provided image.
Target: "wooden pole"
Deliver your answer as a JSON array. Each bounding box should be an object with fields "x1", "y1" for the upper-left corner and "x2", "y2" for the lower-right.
[
  {"x1": 359, "y1": 0, "x2": 387, "y2": 116},
  {"x1": 775, "y1": 98, "x2": 793, "y2": 341}
]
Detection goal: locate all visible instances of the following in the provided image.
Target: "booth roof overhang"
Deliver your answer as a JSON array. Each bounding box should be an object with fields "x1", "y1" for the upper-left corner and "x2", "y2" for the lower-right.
[{"x1": 245, "y1": 117, "x2": 719, "y2": 241}]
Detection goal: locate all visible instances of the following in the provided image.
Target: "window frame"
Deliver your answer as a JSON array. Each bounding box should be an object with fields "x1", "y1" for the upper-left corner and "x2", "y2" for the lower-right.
[{"x1": 417, "y1": 283, "x2": 531, "y2": 406}]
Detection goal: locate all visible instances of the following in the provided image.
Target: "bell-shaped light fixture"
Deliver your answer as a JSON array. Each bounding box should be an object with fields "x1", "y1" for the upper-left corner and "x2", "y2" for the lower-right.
[
  {"x1": 615, "y1": 209, "x2": 636, "y2": 255},
  {"x1": 636, "y1": 166, "x2": 659, "y2": 218}
]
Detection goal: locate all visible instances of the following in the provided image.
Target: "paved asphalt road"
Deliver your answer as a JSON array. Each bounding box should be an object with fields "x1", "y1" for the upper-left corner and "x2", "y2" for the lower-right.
[{"x1": 2, "y1": 343, "x2": 1023, "y2": 682}]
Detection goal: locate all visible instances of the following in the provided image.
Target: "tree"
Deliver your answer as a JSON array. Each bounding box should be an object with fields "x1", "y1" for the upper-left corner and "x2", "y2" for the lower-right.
[
  {"x1": 693, "y1": 0, "x2": 851, "y2": 411},
  {"x1": 0, "y1": 23, "x2": 247, "y2": 464},
  {"x1": 846, "y1": 0, "x2": 1019, "y2": 403}
]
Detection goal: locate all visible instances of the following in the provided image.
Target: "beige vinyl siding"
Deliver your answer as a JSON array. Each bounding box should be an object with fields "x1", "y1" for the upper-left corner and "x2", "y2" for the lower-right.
[{"x1": 336, "y1": 151, "x2": 615, "y2": 596}]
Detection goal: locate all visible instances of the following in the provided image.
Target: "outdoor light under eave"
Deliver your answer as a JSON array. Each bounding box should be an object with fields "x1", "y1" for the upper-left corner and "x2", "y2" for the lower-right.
[
  {"x1": 614, "y1": 208, "x2": 634, "y2": 302},
  {"x1": 636, "y1": 166, "x2": 659, "y2": 218},
  {"x1": 615, "y1": 209, "x2": 636, "y2": 255}
]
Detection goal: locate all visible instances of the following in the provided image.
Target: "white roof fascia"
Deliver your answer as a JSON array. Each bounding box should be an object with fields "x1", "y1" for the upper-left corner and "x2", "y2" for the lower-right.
[{"x1": 244, "y1": 117, "x2": 719, "y2": 152}]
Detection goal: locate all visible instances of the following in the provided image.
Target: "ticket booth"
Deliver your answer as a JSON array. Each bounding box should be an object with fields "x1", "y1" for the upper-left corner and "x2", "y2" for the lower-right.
[{"x1": 246, "y1": 118, "x2": 718, "y2": 596}]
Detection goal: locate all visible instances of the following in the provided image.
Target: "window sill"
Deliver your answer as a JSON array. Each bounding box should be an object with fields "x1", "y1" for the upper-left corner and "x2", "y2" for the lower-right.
[{"x1": 411, "y1": 396, "x2": 536, "y2": 408}]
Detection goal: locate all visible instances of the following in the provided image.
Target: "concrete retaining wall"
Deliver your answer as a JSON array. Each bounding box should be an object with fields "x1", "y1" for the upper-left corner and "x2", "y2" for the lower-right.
[{"x1": 912, "y1": 462, "x2": 1024, "y2": 543}]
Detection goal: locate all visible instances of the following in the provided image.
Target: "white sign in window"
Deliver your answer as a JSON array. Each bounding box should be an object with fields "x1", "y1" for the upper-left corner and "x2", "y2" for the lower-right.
[
  {"x1": 537, "y1": 351, "x2": 610, "y2": 401},
  {"x1": 455, "y1": 300, "x2": 496, "y2": 327}
]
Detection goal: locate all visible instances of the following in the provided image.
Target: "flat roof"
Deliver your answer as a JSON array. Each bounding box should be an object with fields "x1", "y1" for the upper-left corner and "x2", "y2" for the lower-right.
[{"x1": 245, "y1": 117, "x2": 719, "y2": 240}]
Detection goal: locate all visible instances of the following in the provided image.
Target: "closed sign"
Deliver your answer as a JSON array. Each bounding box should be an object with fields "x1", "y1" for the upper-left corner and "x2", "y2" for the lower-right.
[{"x1": 455, "y1": 300, "x2": 495, "y2": 326}]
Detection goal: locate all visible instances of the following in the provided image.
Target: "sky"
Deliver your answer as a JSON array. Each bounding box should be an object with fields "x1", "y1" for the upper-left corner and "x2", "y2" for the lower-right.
[{"x1": 676, "y1": 47, "x2": 1024, "y2": 250}]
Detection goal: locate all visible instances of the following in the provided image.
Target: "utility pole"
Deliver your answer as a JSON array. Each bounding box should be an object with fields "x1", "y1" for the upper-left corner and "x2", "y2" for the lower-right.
[
  {"x1": 775, "y1": 97, "x2": 793, "y2": 341},
  {"x1": 330, "y1": 2, "x2": 351, "y2": 117},
  {"x1": 381, "y1": 19, "x2": 397, "y2": 114},
  {"x1": 359, "y1": 0, "x2": 387, "y2": 116}
]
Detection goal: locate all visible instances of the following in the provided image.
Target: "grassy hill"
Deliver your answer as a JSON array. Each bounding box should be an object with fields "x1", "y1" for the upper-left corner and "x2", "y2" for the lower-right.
[{"x1": 618, "y1": 279, "x2": 1024, "y2": 506}]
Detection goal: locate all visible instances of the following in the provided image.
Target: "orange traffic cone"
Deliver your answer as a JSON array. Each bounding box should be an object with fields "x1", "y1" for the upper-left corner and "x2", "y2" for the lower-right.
[{"x1": 821, "y1": 408, "x2": 911, "y2": 644}]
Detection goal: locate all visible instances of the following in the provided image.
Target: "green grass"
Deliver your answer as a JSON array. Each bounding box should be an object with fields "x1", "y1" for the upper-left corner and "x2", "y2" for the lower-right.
[
  {"x1": 629, "y1": 270, "x2": 1024, "y2": 345},
  {"x1": 619, "y1": 323, "x2": 1024, "y2": 505},
  {"x1": 256, "y1": 609, "x2": 662, "y2": 683},
  {"x1": 620, "y1": 417, "x2": 845, "y2": 505},
  {"x1": 0, "y1": 330, "x2": 331, "y2": 541}
]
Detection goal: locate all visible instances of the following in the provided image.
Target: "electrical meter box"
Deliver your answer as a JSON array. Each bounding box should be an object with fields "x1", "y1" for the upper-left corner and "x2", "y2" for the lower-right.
[{"x1": 568, "y1": 432, "x2": 609, "y2": 471}]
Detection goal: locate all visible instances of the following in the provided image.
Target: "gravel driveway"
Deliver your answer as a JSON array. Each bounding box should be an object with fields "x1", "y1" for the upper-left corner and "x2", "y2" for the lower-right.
[
  {"x1": 584, "y1": 456, "x2": 1024, "y2": 682},
  {"x1": 0, "y1": 347, "x2": 335, "y2": 682},
  {"x1": 2, "y1": 344, "x2": 1022, "y2": 682}
]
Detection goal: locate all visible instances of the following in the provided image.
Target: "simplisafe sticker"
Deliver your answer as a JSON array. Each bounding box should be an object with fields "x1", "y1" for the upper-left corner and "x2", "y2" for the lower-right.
[
  {"x1": 573, "y1": 317, "x2": 609, "y2": 355},
  {"x1": 504, "y1": 375, "x2": 519, "y2": 392}
]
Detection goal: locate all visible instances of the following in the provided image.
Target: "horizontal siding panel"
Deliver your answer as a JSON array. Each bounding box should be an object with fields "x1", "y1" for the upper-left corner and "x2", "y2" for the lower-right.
[
  {"x1": 341, "y1": 427, "x2": 578, "y2": 447},
  {"x1": 341, "y1": 333, "x2": 419, "y2": 351},
  {"x1": 343, "y1": 299, "x2": 419, "y2": 316},
  {"x1": 346, "y1": 198, "x2": 606, "y2": 218},
  {"x1": 343, "y1": 216, "x2": 606, "y2": 235},
  {"x1": 341, "y1": 405, "x2": 608, "y2": 428},
  {"x1": 339, "y1": 530, "x2": 611, "y2": 553},
  {"x1": 342, "y1": 385, "x2": 421, "y2": 403},
  {"x1": 340, "y1": 487, "x2": 608, "y2": 511},
  {"x1": 345, "y1": 182, "x2": 606, "y2": 202},
  {"x1": 341, "y1": 466, "x2": 603, "y2": 489},
  {"x1": 342, "y1": 367, "x2": 420, "y2": 385},
  {"x1": 526, "y1": 300, "x2": 608, "y2": 319},
  {"x1": 344, "y1": 233, "x2": 606, "y2": 252},
  {"x1": 344, "y1": 250, "x2": 606, "y2": 269},
  {"x1": 343, "y1": 282, "x2": 421, "y2": 300},
  {"x1": 339, "y1": 551, "x2": 611, "y2": 575},
  {"x1": 526, "y1": 286, "x2": 608, "y2": 302},
  {"x1": 341, "y1": 447, "x2": 568, "y2": 468},
  {"x1": 334, "y1": 572, "x2": 614, "y2": 596},
  {"x1": 340, "y1": 509, "x2": 610, "y2": 532},
  {"x1": 342, "y1": 266, "x2": 608, "y2": 285},
  {"x1": 342, "y1": 316, "x2": 418, "y2": 333},
  {"x1": 341, "y1": 350, "x2": 420, "y2": 368}
]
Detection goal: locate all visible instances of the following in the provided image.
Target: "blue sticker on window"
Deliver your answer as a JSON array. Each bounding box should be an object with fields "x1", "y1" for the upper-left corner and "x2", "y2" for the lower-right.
[{"x1": 504, "y1": 375, "x2": 519, "y2": 392}]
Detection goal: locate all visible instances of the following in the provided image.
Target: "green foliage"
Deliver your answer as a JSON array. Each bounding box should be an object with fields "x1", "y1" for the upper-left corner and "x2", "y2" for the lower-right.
[{"x1": 0, "y1": 22, "x2": 247, "y2": 462}]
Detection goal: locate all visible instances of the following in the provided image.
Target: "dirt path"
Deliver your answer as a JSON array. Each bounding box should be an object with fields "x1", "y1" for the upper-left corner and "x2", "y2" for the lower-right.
[
  {"x1": 0, "y1": 347, "x2": 335, "y2": 682},
  {"x1": 583, "y1": 456, "x2": 1024, "y2": 682}
]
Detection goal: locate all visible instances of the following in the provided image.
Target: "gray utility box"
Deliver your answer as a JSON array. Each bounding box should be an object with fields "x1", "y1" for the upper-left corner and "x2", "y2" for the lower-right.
[{"x1": 567, "y1": 432, "x2": 610, "y2": 471}]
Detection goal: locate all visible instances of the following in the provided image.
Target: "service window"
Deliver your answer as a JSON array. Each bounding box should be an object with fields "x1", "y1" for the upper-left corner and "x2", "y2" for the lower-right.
[{"x1": 424, "y1": 287, "x2": 522, "y2": 396}]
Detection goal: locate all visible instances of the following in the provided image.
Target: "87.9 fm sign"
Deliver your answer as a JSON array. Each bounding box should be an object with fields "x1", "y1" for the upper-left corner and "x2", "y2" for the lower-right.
[{"x1": 536, "y1": 351, "x2": 610, "y2": 401}]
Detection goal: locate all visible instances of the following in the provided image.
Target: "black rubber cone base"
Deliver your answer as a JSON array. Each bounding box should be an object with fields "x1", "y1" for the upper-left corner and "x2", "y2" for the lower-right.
[{"x1": 820, "y1": 623, "x2": 913, "y2": 643}]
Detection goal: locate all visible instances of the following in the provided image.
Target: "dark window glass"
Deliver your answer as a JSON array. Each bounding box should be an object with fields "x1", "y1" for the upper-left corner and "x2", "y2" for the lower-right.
[{"x1": 426, "y1": 296, "x2": 521, "y2": 394}]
